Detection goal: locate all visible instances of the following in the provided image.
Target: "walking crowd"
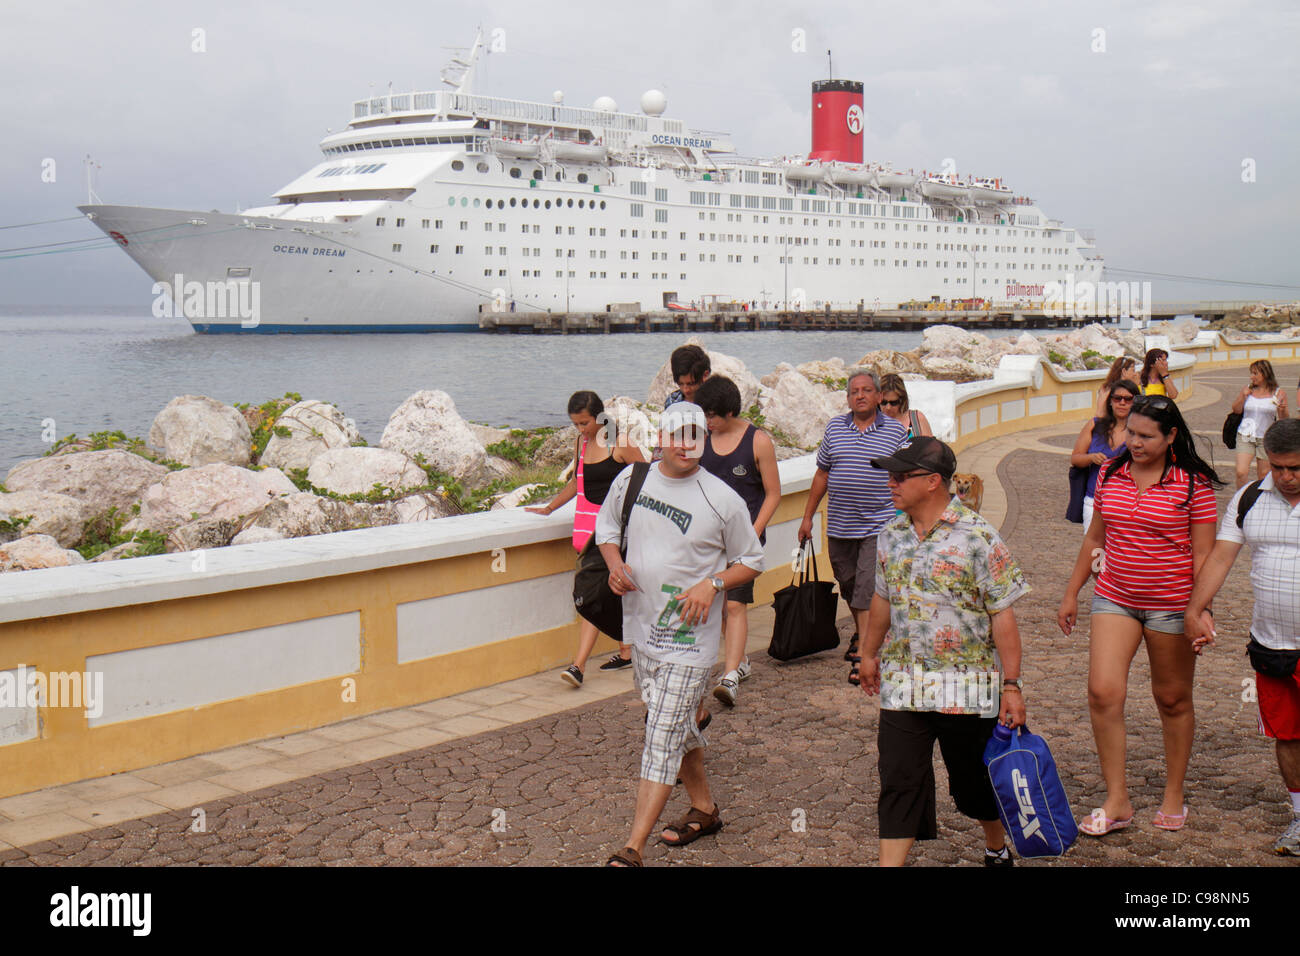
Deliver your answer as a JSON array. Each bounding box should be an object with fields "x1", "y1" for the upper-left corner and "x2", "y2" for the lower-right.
[{"x1": 525, "y1": 346, "x2": 1300, "y2": 866}]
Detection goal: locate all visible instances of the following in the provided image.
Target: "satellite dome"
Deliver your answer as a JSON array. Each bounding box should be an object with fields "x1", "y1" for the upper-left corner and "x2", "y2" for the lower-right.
[
  {"x1": 640, "y1": 90, "x2": 667, "y2": 115},
  {"x1": 593, "y1": 96, "x2": 617, "y2": 112},
  {"x1": 553, "y1": 90, "x2": 564, "y2": 104}
]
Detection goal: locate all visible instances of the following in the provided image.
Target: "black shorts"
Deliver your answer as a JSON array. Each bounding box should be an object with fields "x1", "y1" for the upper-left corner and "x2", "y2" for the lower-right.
[
  {"x1": 725, "y1": 581, "x2": 754, "y2": 605},
  {"x1": 877, "y1": 709, "x2": 1000, "y2": 840},
  {"x1": 827, "y1": 535, "x2": 877, "y2": 611}
]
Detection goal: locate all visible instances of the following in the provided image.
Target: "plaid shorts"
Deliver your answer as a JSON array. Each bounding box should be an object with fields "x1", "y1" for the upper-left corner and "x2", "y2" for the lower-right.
[{"x1": 633, "y1": 650, "x2": 713, "y2": 785}]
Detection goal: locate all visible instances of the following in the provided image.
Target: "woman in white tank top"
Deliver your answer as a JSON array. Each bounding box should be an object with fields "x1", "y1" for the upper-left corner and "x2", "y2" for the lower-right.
[{"x1": 1232, "y1": 359, "x2": 1289, "y2": 487}]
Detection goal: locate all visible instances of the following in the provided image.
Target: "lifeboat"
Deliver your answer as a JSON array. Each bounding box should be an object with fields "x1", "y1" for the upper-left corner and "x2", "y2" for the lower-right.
[
  {"x1": 920, "y1": 177, "x2": 971, "y2": 202},
  {"x1": 491, "y1": 138, "x2": 540, "y2": 159},
  {"x1": 782, "y1": 162, "x2": 825, "y2": 182},
  {"x1": 550, "y1": 141, "x2": 608, "y2": 163},
  {"x1": 825, "y1": 164, "x2": 876, "y2": 186},
  {"x1": 970, "y1": 178, "x2": 1014, "y2": 204},
  {"x1": 875, "y1": 170, "x2": 918, "y2": 190}
]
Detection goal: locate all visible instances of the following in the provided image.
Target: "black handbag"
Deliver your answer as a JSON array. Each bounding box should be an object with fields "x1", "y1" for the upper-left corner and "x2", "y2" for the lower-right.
[
  {"x1": 1247, "y1": 635, "x2": 1300, "y2": 679},
  {"x1": 1066, "y1": 465, "x2": 1088, "y2": 523},
  {"x1": 1223, "y1": 412, "x2": 1243, "y2": 450},
  {"x1": 768, "y1": 540, "x2": 840, "y2": 662},
  {"x1": 572, "y1": 462, "x2": 650, "y2": 640}
]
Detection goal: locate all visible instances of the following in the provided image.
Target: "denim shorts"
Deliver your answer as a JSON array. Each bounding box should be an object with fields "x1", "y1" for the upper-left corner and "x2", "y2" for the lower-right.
[{"x1": 1090, "y1": 594, "x2": 1184, "y2": 634}]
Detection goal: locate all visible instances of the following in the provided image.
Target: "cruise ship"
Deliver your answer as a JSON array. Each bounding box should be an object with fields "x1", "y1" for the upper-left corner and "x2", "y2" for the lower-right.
[{"x1": 82, "y1": 32, "x2": 1104, "y2": 332}]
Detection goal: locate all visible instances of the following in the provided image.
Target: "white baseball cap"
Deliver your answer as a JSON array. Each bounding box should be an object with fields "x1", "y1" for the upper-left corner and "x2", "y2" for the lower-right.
[{"x1": 658, "y1": 402, "x2": 707, "y2": 436}]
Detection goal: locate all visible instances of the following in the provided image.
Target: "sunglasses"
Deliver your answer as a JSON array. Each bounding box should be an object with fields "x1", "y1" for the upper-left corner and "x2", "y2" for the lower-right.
[
  {"x1": 1132, "y1": 395, "x2": 1173, "y2": 413},
  {"x1": 879, "y1": 399, "x2": 903, "y2": 407},
  {"x1": 1110, "y1": 395, "x2": 1134, "y2": 404},
  {"x1": 887, "y1": 470, "x2": 935, "y2": 483}
]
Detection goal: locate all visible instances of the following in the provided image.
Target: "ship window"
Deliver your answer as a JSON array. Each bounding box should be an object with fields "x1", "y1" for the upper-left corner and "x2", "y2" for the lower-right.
[
  {"x1": 567, "y1": 199, "x2": 573, "y2": 208},
  {"x1": 532, "y1": 169, "x2": 542, "y2": 179},
  {"x1": 376, "y1": 217, "x2": 386, "y2": 226},
  {"x1": 544, "y1": 200, "x2": 551, "y2": 209},
  {"x1": 429, "y1": 244, "x2": 438, "y2": 253},
  {"x1": 452, "y1": 160, "x2": 464, "y2": 171},
  {"x1": 509, "y1": 198, "x2": 517, "y2": 207},
  {"x1": 509, "y1": 167, "x2": 521, "y2": 179},
  {"x1": 476, "y1": 161, "x2": 489, "y2": 173},
  {"x1": 578, "y1": 199, "x2": 585, "y2": 208},
  {"x1": 555, "y1": 172, "x2": 563, "y2": 181},
  {"x1": 455, "y1": 245, "x2": 463, "y2": 254},
  {"x1": 600, "y1": 201, "x2": 606, "y2": 210},
  {"x1": 396, "y1": 218, "x2": 405, "y2": 227},
  {"x1": 435, "y1": 219, "x2": 443, "y2": 228},
  {"x1": 392, "y1": 243, "x2": 402, "y2": 252},
  {"x1": 448, "y1": 197, "x2": 455, "y2": 205},
  {"x1": 577, "y1": 173, "x2": 588, "y2": 183},
  {"x1": 473, "y1": 199, "x2": 481, "y2": 207},
  {"x1": 460, "y1": 198, "x2": 468, "y2": 206},
  {"x1": 533, "y1": 199, "x2": 540, "y2": 208}
]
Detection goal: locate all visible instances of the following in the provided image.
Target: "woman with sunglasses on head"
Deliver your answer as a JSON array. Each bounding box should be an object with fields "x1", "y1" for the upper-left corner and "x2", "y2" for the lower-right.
[
  {"x1": 1140, "y1": 348, "x2": 1179, "y2": 399},
  {"x1": 1072, "y1": 379, "x2": 1139, "y2": 530},
  {"x1": 1231, "y1": 359, "x2": 1288, "y2": 488},
  {"x1": 878, "y1": 373, "x2": 932, "y2": 440},
  {"x1": 1094, "y1": 356, "x2": 1142, "y2": 417},
  {"x1": 1058, "y1": 393, "x2": 1223, "y2": 836}
]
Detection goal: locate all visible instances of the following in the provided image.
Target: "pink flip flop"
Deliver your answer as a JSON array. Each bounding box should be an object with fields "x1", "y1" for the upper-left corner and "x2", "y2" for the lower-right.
[
  {"x1": 1152, "y1": 806, "x2": 1189, "y2": 831},
  {"x1": 1079, "y1": 808, "x2": 1135, "y2": 836}
]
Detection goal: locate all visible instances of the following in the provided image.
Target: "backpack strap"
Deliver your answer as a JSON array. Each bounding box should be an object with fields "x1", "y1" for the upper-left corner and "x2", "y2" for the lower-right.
[
  {"x1": 1236, "y1": 479, "x2": 1266, "y2": 529},
  {"x1": 619, "y1": 462, "x2": 651, "y2": 556}
]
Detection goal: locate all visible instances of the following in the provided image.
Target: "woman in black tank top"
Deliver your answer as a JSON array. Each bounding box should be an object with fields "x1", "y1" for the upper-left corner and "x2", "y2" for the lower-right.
[
  {"x1": 526, "y1": 391, "x2": 646, "y2": 687},
  {"x1": 694, "y1": 376, "x2": 783, "y2": 714}
]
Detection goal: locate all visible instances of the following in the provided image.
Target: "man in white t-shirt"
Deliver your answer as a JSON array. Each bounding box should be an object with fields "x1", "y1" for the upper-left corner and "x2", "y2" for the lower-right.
[{"x1": 596, "y1": 403, "x2": 765, "y2": 867}]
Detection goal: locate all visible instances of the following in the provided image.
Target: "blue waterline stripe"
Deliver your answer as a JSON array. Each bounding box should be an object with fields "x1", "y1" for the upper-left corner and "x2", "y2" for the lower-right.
[{"x1": 192, "y1": 323, "x2": 484, "y2": 333}]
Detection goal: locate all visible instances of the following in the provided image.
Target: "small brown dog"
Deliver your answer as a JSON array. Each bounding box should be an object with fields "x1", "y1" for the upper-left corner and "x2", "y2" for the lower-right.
[{"x1": 952, "y1": 473, "x2": 984, "y2": 513}]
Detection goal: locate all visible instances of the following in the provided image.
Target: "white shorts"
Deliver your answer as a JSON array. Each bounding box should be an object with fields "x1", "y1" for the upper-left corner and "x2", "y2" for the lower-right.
[
  {"x1": 1236, "y1": 434, "x2": 1267, "y2": 461},
  {"x1": 633, "y1": 651, "x2": 712, "y2": 785}
]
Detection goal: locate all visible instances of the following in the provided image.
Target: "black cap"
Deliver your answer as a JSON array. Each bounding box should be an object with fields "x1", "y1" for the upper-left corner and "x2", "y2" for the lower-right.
[{"x1": 870, "y1": 437, "x2": 957, "y2": 481}]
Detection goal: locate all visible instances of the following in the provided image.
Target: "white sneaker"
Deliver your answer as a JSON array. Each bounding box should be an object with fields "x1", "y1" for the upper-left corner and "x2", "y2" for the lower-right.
[
  {"x1": 736, "y1": 658, "x2": 753, "y2": 682},
  {"x1": 713, "y1": 674, "x2": 739, "y2": 707}
]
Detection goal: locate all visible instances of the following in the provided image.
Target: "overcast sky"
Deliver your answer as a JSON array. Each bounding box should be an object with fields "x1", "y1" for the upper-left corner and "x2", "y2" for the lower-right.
[{"x1": 2, "y1": 0, "x2": 1297, "y2": 306}]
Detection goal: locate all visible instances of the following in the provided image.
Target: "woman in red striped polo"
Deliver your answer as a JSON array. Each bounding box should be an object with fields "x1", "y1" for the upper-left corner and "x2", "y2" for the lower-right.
[{"x1": 1058, "y1": 394, "x2": 1223, "y2": 836}]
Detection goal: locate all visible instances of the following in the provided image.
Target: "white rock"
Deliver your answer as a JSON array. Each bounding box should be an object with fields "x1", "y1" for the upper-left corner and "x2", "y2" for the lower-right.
[
  {"x1": 306, "y1": 447, "x2": 429, "y2": 497},
  {"x1": 231, "y1": 526, "x2": 287, "y2": 546},
  {"x1": 758, "y1": 371, "x2": 847, "y2": 449},
  {"x1": 260, "y1": 400, "x2": 361, "y2": 472},
  {"x1": 491, "y1": 483, "x2": 547, "y2": 511},
  {"x1": 646, "y1": 337, "x2": 762, "y2": 410},
  {"x1": 148, "y1": 395, "x2": 253, "y2": 467},
  {"x1": 131, "y1": 463, "x2": 296, "y2": 532},
  {"x1": 468, "y1": 423, "x2": 511, "y2": 447},
  {"x1": 246, "y1": 492, "x2": 403, "y2": 537},
  {"x1": 393, "y1": 492, "x2": 459, "y2": 523},
  {"x1": 0, "y1": 534, "x2": 85, "y2": 572},
  {"x1": 380, "y1": 390, "x2": 488, "y2": 484},
  {"x1": 761, "y1": 362, "x2": 796, "y2": 388},
  {"x1": 90, "y1": 539, "x2": 149, "y2": 562},
  {"x1": 601, "y1": 396, "x2": 656, "y2": 459},
  {"x1": 5, "y1": 449, "x2": 168, "y2": 515},
  {"x1": 854, "y1": 350, "x2": 925, "y2": 376},
  {"x1": 1009, "y1": 333, "x2": 1049, "y2": 357},
  {"x1": 796, "y1": 358, "x2": 849, "y2": 384},
  {"x1": 1076, "y1": 323, "x2": 1122, "y2": 356},
  {"x1": 0, "y1": 490, "x2": 87, "y2": 547},
  {"x1": 919, "y1": 354, "x2": 992, "y2": 383},
  {"x1": 921, "y1": 325, "x2": 993, "y2": 357},
  {"x1": 536, "y1": 426, "x2": 580, "y2": 468}
]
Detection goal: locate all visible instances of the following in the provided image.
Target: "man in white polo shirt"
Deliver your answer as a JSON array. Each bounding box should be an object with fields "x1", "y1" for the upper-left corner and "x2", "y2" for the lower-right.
[
  {"x1": 596, "y1": 402, "x2": 765, "y2": 866},
  {"x1": 1186, "y1": 419, "x2": 1300, "y2": 857}
]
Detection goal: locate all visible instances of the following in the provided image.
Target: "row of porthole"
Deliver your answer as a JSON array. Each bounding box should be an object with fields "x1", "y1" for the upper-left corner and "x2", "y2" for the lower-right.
[
  {"x1": 449, "y1": 158, "x2": 591, "y2": 185},
  {"x1": 445, "y1": 196, "x2": 608, "y2": 211}
]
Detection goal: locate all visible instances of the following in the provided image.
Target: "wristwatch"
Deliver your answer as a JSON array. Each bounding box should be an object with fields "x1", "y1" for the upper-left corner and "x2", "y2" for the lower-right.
[
  {"x1": 709, "y1": 576, "x2": 726, "y2": 592},
  {"x1": 1002, "y1": 678, "x2": 1023, "y2": 691}
]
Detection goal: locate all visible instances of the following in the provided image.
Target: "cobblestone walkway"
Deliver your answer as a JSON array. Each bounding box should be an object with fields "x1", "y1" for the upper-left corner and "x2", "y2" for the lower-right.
[{"x1": 4, "y1": 364, "x2": 1296, "y2": 866}]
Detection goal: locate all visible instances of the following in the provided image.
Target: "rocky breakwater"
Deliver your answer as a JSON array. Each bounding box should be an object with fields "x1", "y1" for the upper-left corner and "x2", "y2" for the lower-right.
[
  {"x1": 1, "y1": 324, "x2": 1155, "y2": 574},
  {"x1": 1207, "y1": 302, "x2": 1300, "y2": 336},
  {"x1": 0, "y1": 390, "x2": 565, "y2": 573}
]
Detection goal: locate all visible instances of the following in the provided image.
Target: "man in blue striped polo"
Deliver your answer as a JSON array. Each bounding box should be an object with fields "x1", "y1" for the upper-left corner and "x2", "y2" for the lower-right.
[{"x1": 799, "y1": 370, "x2": 908, "y2": 682}]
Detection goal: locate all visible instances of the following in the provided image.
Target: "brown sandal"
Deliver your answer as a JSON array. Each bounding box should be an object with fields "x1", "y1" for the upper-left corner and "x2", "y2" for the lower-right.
[
  {"x1": 606, "y1": 846, "x2": 643, "y2": 867},
  {"x1": 661, "y1": 804, "x2": 723, "y2": 847}
]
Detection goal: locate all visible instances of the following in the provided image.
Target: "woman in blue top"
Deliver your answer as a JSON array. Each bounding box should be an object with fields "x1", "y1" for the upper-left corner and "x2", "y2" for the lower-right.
[{"x1": 1070, "y1": 378, "x2": 1137, "y2": 529}]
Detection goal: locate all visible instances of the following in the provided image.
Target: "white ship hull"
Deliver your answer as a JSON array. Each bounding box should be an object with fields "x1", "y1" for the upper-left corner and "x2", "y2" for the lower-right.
[{"x1": 81, "y1": 35, "x2": 1103, "y2": 333}]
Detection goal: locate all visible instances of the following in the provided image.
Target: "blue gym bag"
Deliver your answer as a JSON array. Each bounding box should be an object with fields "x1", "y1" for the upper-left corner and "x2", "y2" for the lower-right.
[{"x1": 984, "y1": 723, "x2": 1078, "y2": 858}]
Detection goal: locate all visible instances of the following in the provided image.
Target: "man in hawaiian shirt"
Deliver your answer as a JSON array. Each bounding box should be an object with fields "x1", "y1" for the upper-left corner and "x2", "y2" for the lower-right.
[{"x1": 858, "y1": 437, "x2": 1030, "y2": 867}]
